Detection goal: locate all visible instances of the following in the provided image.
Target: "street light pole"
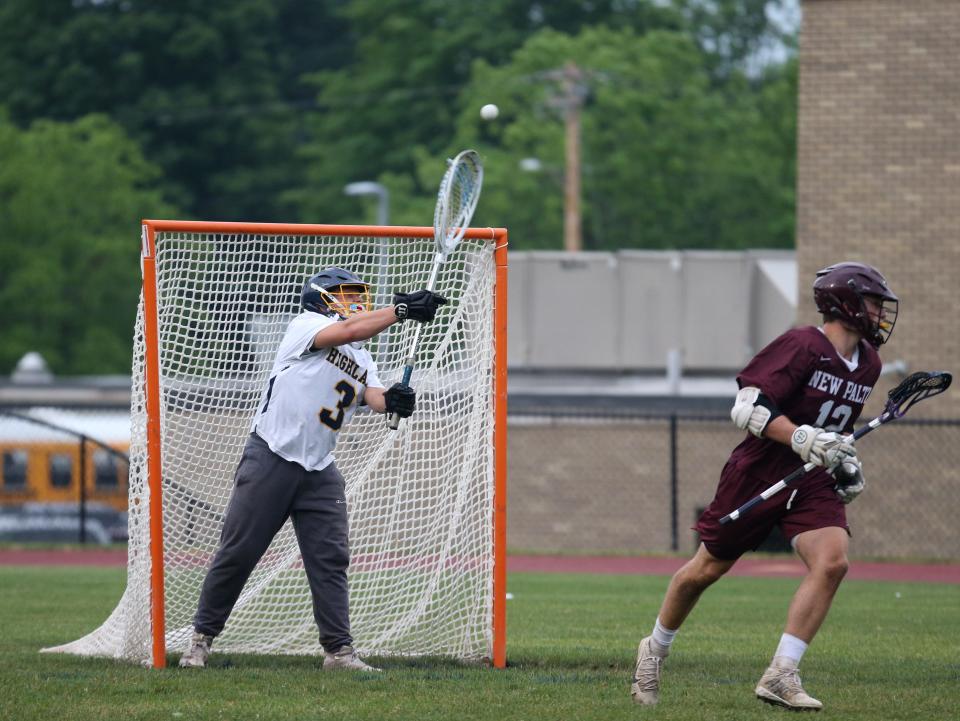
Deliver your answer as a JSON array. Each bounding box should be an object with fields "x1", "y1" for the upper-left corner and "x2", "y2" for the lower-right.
[
  {"x1": 344, "y1": 181, "x2": 391, "y2": 307},
  {"x1": 344, "y1": 181, "x2": 389, "y2": 226}
]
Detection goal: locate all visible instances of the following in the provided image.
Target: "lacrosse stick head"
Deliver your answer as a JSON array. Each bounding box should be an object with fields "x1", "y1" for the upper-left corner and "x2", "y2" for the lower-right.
[
  {"x1": 884, "y1": 371, "x2": 952, "y2": 417},
  {"x1": 433, "y1": 149, "x2": 483, "y2": 257}
]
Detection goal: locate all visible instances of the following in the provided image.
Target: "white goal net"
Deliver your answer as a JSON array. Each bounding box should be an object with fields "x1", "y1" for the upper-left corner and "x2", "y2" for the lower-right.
[{"x1": 46, "y1": 222, "x2": 504, "y2": 666}]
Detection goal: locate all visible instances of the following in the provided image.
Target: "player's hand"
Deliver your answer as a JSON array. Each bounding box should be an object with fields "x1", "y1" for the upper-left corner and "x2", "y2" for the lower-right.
[
  {"x1": 831, "y1": 456, "x2": 865, "y2": 504},
  {"x1": 790, "y1": 424, "x2": 857, "y2": 468},
  {"x1": 384, "y1": 383, "x2": 416, "y2": 418},
  {"x1": 393, "y1": 290, "x2": 448, "y2": 323},
  {"x1": 731, "y1": 386, "x2": 774, "y2": 438}
]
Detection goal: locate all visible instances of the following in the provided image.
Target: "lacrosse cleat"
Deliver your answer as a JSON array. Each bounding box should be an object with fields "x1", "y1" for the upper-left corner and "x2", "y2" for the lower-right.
[
  {"x1": 178, "y1": 631, "x2": 214, "y2": 668},
  {"x1": 631, "y1": 636, "x2": 668, "y2": 705},
  {"x1": 755, "y1": 656, "x2": 823, "y2": 711},
  {"x1": 323, "y1": 645, "x2": 381, "y2": 672}
]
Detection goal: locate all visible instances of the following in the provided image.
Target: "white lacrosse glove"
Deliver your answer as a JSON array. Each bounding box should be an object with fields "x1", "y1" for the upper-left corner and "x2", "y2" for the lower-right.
[
  {"x1": 832, "y1": 456, "x2": 865, "y2": 504},
  {"x1": 790, "y1": 424, "x2": 857, "y2": 468},
  {"x1": 731, "y1": 386, "x2": 775, "y2": 438}
]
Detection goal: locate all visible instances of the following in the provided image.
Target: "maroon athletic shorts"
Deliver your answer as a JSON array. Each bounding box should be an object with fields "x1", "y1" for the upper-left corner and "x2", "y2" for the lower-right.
[{"x1": 694, "y1": 459, "x2": 850, "y2": 560}]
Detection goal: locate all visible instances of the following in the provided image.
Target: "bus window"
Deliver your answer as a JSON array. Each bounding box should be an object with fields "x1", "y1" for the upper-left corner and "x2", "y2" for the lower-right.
[
  {"x1": 49, "y1": 453, "x2": 74, "y2": 488},
  {"x1": 93, "y1": 450, "x2": 121, "y2": 488},
  {"x1": 2, "y1": 450, "x2": 28, "y2": 489}
]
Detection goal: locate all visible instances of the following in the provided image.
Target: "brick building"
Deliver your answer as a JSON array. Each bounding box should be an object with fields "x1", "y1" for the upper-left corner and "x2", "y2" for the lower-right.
[
  {"x1": 797, "y1": 0, "x2": 960, "y2": 416},
  {"x1": 506, "y1": 2, "x2": 960, "y2": 558}
]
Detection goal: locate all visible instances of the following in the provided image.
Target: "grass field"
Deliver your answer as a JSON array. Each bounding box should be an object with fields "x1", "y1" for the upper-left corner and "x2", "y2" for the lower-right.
[{"x1": 1, "y1": 566, "x2": 958, "y2": 721}]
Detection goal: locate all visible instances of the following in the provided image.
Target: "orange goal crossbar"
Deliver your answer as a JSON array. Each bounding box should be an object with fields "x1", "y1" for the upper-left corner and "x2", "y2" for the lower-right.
[
  {"x1": 139, "y1": 220, "x2": 508, "y2": 669},
  {"x1": 141, "y1": 219, "x2": 504, "y2": 241}
]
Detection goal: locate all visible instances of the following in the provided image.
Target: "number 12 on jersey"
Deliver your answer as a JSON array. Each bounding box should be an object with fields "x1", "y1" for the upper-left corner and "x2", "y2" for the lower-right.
[{"x1": 814, "y1": 400, "x2": 852, "y2": 432}]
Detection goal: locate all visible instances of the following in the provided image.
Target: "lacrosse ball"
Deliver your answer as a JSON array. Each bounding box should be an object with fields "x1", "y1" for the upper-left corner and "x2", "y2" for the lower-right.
[{"x1": 480, "y1": 103, "x2": 499, "y2": 120}]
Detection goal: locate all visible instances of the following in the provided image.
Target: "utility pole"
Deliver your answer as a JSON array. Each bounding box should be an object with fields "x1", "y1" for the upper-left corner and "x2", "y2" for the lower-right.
[
  {"x1": 562, "y1": 62, "x2": 585, "y2": 253},
  {"x1": 544, "y1": 62, "x2": 589, "y2": 252}
]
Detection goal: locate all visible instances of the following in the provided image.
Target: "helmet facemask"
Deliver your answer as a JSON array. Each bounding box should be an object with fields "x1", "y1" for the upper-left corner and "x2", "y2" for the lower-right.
[
  {"x1": 311, "y1": 282, "x2": 372, "y2": 319},
  {"x1": 827, "y1": 289, "x2": 898, "y2": 347},
  {"x1": 864, "y1": 293, "x2": 898, "y2": 346}
]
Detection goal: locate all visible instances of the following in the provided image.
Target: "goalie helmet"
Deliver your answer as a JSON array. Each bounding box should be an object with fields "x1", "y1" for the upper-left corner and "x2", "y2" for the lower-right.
[
  {"x1": 301, "y1": 267, "x2": 372, "y2": 319},
  {"x1": 813, "y1": 262, "x2": 899, "y2": 346}
]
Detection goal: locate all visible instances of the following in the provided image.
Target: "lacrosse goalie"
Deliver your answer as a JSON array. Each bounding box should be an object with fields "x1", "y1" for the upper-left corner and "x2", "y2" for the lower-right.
[{"x1": 179, "y1": 267, "x2": 445, "y2": 671}]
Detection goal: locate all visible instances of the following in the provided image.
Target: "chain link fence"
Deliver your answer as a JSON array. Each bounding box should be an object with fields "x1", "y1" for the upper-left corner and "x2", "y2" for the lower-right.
[
  {"x1": 3, "y1": 403, "x2": 957, "y2": 559},
  {"x1": 508, "y1": 408, "x2": 960, "y2": 561}
]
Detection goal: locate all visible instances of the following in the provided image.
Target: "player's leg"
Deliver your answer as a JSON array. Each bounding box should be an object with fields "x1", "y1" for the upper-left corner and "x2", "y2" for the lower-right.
[
  {"x1": 756, "y1": 511, "x2": 849, "y2": 709},
  {"x1": 631, "y1": 544, "x2": 737, "y2": 705},
  {"x1": 292, "y1": 461, "x2": 379, "y2": 672},
  {"x1": 786, "y1": 525, "x2": 849, "y2": 641},
  {"x1": 633, "y1": 461, "x2": 776, "y2": 706},
  {"x1": 658, "y1": 543, "x2": 738, "y2": 629},
  {"x1": 181, "y1": 434, "x2": 297, "y2": 667}
]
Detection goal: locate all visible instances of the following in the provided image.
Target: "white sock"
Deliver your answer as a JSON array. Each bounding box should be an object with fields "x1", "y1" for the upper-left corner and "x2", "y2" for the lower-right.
[
  {"x1": 651, "y1": 617, "x2": 678, "y2": 649},
  {"x1": 774, "y1": 633, "x2": 808, "y2": 665}
]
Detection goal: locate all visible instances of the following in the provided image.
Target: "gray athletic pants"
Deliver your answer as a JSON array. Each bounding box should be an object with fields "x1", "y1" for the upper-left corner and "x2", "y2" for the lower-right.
[{"x1": 193, "y1": 432, "x2": 352, "y2": 652}]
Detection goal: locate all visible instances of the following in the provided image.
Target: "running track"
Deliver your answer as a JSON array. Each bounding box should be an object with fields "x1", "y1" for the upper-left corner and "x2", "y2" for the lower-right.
[{"x1": 2, "y1": 549, "x2": 959, "y2": 584}]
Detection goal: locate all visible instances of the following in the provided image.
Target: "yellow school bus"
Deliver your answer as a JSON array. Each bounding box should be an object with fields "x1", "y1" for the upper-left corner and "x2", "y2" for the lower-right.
[{"x1": 0, "y1": 410, "x2": 129, "y2": 512}]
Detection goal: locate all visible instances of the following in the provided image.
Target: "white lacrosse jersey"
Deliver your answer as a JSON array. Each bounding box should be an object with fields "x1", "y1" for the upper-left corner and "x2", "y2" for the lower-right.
[{"x1": 252, "y1": 312, "x2": 384, "y2": 471}]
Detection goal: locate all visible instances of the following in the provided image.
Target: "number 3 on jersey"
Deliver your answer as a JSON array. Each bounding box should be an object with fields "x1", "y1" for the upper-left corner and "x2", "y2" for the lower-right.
[{"x1": 319, "y1": 380, "x2": 357, "y2": 431}]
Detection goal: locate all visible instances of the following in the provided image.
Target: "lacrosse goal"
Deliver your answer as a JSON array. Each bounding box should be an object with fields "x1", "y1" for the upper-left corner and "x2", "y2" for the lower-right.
[{"x1": 45, "y1": 220, "x2": 508, "y2": 668}]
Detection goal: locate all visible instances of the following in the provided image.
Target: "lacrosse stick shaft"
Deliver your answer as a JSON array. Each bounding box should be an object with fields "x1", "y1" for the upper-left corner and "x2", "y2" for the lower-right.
[
  {"x1": 387, "y1": 253, "x2": 445, "y2": 429},
  {"x1": 386, "y1": 150, "x2": 483, "y2": 431},
  {"x1": 718, "y1": 413, "x2": 889, "y2": 524}
]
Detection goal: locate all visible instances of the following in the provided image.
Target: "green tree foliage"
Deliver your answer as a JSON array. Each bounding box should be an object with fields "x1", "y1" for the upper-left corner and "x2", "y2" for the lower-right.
[
  {"x1": 290, "y1": 0, "x2": 684, "y2": 224},
  {"x1": 295, "y1": 2, "x2": 795, "y2": 248},
  {"x1": 389, "y1": 26, "x2": 796, "y2": 250},
  {"x1": 0, "y1": 0, "x2": 794, "y2": 241},
  {"x1": 0, "y1": 113, "x2": 176, "y2": 374},
  {"x1": 674, "y1": 0, "x2": 797, "y2": 77},
  {"x1": 0, "y1": 0, "x2": 350, "y2": 222},
  {"x1": 0, "y1": 1, "x2": 798, "y2": 374}
]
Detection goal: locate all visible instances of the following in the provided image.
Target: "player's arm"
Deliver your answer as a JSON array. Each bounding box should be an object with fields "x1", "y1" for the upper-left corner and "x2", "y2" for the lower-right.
[
  {"x1": 312, "y1": 307, "x2": 397, "y2": 350},
  {"x1": 364, "y1": 386, "x2": 387, "y2": 413},
  {"x1": 311, "y1": 290, "x2": 448, "y2": 350},
  {"x1": 363, "y1": 384, "x2": 415, "y2": 418},
  {"x1": 730, "y1": 387, "x2": 855, "y2": 467},
  {"x1": 730, "y1": 386, "x2": 782, "y2": 438},
  {"x1": 761, "y1": 415, "x2": 797, "y2": 445},
  {"x1": 770, "y1": 413, "x2": 864, "y2": 498}
]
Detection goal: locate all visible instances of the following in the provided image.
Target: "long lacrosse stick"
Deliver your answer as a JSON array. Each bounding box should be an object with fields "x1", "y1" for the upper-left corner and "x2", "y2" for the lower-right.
[
  {"x1": 387, "y1": 149, "x2": 484, "y2": 430},
  {"x1": 719, "y1": 370, "x2": 952, "y2": 524}
]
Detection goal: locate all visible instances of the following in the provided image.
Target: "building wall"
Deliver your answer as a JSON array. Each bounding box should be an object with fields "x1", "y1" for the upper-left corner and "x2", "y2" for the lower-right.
[
  {"x1": 797, "y1": 0, "x2": 960, "y2": 417},
  {"x1": 507, "y1": 250, "x2": 796, "y2": 372}
]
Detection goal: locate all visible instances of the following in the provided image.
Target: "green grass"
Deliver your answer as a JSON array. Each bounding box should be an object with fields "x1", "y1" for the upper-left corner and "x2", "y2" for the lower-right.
[{"x1": 1, "y1": 567, "x2": 958, "y2": 720}]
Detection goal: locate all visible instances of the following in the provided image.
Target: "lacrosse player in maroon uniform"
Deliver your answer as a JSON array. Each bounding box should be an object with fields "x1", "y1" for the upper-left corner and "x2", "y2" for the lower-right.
[{"x1": 631, "y1": 262, "x2": 899, "y2": 711}]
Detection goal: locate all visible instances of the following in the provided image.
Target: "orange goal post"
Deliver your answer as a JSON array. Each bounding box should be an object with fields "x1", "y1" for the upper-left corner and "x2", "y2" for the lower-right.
[{"x1": 45, "y1": 220, "x2": 508, "y2": 668}]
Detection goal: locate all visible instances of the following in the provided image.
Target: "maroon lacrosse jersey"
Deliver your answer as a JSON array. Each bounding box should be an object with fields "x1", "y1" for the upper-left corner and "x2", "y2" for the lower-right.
[{"x1": 729, "y1": 326, "x2": 883, "y2": 489}]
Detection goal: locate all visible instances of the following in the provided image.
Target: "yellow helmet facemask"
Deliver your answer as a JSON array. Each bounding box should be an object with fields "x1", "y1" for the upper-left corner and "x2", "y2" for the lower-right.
[{"x1": 316, "y1": 283, "x2": 372, "y2": 319}]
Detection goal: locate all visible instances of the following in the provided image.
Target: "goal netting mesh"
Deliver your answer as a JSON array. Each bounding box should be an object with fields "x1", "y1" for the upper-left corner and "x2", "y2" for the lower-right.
[{"x1": 45, "y1": 225, "x2": 498, "y2": 665}]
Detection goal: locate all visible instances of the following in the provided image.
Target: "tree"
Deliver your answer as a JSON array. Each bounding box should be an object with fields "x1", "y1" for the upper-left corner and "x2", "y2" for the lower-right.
[
  {"x1": 384, "y1": 26, "x2": 796, "y2": 250},
  {"x1": 0, "y1": 0, "x2": 352, "y2": 222},
  {"x1": 0, "y1": 112, "x2": 177, "y2": 374},
  {"x1": 289, "y1": 0, "x2": 685, "y2": 224},
  {"x1": 672, "y1": 0, "x2": 798, "y2": 78}
]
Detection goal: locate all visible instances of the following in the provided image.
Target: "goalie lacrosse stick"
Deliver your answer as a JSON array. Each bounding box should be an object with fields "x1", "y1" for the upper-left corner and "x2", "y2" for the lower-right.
[
  {"x1": 387, "y1": 149, "x2": 484, "y2": 430},
  {"x1": 719, "y1": 370, "x2": 952, "y2": 524}
]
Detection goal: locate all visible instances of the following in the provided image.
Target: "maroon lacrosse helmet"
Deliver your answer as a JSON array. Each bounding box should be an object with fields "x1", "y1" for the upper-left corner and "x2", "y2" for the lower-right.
[{"x1": 813, "y1": 262, "x2": 899, "y2": 346}]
